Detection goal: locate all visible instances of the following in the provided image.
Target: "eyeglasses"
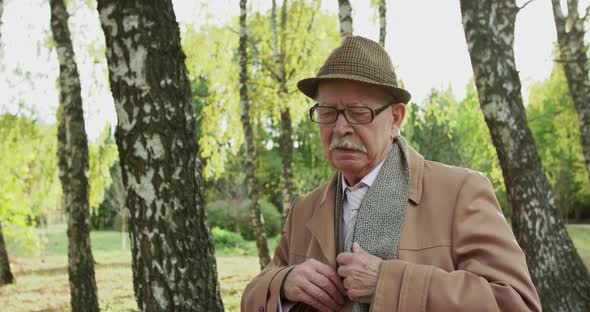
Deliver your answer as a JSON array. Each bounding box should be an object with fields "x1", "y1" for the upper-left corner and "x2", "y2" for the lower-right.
[{"x1": 309, "y1": 102, "x2": 394, "y2": 124}]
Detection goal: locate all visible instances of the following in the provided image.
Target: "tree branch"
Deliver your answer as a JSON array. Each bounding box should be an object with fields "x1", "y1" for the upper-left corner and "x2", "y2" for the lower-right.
[
  {"x1": 550, "y1": 0, "x2": 566, "y2": 31},
  {"x1": 518, "y1": 0, "x2": 537, "y2": 11},
  {"x1": 288, "y1": 1, "x2": 321, "y2": 81},
  {"x1": 583, "y1": 4, "x2": 590, "y2": 21},
  {"x1": 248, "y1": 39, "x2": 282, "y2": 82}
]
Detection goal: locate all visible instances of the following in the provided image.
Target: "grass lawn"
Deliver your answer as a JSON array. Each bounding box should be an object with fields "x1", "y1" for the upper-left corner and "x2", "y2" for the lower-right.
[
  {"x1": 0, "y1": 225, "x2": 588, "y2": 311},
  {"x1": 1, "y1": 225, "x2": 268, "y2": 312},
  {"x1": 568, "y1": 226, "x2": 590, "y2": 267}
]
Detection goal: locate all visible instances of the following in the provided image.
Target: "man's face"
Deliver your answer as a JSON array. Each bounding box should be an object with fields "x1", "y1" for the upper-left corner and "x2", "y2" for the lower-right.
[{"x1": 316, "y1": 80, "x2": 405, "y2": 185}]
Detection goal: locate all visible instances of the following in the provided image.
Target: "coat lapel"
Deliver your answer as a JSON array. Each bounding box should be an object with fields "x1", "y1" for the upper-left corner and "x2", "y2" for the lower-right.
[
  {"x1": 407, "y1": 145, "x2": 424, "y2": 205},
  {"x1": 304, "y1": 146, "x2": 424, "y2": 267},
  {"x1": 305, "y1": 174, "x2": 338, "y2": 267}
]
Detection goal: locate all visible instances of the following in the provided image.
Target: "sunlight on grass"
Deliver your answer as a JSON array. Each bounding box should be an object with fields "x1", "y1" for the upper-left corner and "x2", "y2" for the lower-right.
[
  {"x1": 1, "y1": 226, "x2": 588, "y2": 311},
  {"x1": 0, "y1": 256, "x2": 258, "y2": 312}
]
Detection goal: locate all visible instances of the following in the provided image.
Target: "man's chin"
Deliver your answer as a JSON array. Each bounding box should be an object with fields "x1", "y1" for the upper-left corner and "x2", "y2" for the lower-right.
[{"x1": 330, "y1": 157, "x2": 365, "y2": 172}]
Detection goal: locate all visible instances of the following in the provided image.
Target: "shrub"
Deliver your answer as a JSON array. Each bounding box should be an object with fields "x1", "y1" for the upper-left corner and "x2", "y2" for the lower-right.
[{"x1": 207, "y1": 199, "x2": 282, "y2": 240}]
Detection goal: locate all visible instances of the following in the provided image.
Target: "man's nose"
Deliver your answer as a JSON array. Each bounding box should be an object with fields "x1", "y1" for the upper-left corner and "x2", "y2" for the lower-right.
[{"x1": 333, "y1": 113, "x2": 352, "y2": 136}]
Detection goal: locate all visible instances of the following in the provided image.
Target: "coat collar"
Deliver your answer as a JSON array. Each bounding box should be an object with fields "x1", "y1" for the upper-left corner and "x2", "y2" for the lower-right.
[{"x1": 305, "y1": 145, "x2": 425, "y2": 265}]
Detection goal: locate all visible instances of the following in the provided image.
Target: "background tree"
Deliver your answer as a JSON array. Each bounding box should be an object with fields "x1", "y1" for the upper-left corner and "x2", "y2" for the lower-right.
[
  {"x1": 96, "y1": 0, "x2": 224, "y2": 310},
  {"x1": 528, "y1": 64, "x2": 590, "y2": 222},
  {"x1": 250, "y1": 0, "x2": 338, "y2": 208},
  {"x1": 266, "y1": 0, "x2": 321, "y2": 223},
  {"x1": 551, "y1": 0, "x2": 590, "y2": 183},
  {"x1": 88, "y1": 124, "x2": 119, "y2": 230},
  {"x1": 404, "y1": 88, "x2": 463, "y2": 165},
  {"x1": 49, "y1": 0, "x2": 99, "y2": 310},
  {"x1": 0, "y1": 0, "x2": 14, "y2": 288},
  {"x1": 183, "y1": 2, "x2": 339, "y2": 232},
  {"x1": 460, "y1": 0, "x2": 590, "y2": 310},
  {"x1": 378, "y1": 0, "x2": 386, "y2": 46},
  {"x1": 338, "y1": 0, "x2": 353, "y2": 42},
  {"x1": 240, "y1": 0, "x2": 270, "y2": 269},
  {"x1": 0, "y1": 221, "x2": 11, "y2": 286}
]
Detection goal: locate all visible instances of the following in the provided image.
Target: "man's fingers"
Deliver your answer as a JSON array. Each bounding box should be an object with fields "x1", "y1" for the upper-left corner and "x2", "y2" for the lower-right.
[
  {"x1": 308, "y1": 272, "x2": 345, "y2": 305},
  {"x1": 337, "y1": 264, "x2": 352, "y2": 279},
  {"x1": 326, "y1": 269, "x2": 347, "y2": 295},
  {"x1": 336, "y1": 252, "x2": 354, "y2": 265},
  {"x1": 312, "y1": 261, "x2": 346, "y2": 295},
  {"x1": 301, "y1": 280, "x2": 342, "y2": 311}
]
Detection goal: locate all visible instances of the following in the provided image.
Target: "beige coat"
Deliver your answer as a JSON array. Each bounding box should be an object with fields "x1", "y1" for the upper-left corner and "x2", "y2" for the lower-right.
[{"x1": 241, "y1": 147, "x2": 541, "y2": 312}]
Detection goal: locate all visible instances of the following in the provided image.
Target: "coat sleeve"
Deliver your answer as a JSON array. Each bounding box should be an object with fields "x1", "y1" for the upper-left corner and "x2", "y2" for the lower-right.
[
  {"x1": 371, "y1": 172, "x2": 541, "y2": 312},
  {"x1": 241, "y1": 200, "x2": 299, "y2": 312}
]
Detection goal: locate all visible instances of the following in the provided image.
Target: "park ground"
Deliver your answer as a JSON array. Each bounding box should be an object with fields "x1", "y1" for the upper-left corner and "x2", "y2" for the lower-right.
[{"x1": 0, "y1": 225, "x2": 589, "y2": 312}]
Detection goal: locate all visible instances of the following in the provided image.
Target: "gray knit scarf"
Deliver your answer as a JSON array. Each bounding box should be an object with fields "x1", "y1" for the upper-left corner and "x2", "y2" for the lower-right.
[{"x1": 334, "y1": 136, "x2": 411, "y2": 312}]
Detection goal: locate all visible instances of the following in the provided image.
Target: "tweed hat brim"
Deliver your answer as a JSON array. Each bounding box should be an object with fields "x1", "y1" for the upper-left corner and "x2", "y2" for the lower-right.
[
  {"x1": 297, "y1": 36, "x2": 411, "y2": 104},
  {"x1": 297, "y1": 74, "x2": 411, "y2": 104}
]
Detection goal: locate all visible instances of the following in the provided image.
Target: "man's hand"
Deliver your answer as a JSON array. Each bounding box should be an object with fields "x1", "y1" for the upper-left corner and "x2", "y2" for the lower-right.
[
  {"x1": 282, "y1": 258, "x2": 346, "y2": 311},
  {"x1": 336, "y1": 243, "x2": 383, "y2": 303}
]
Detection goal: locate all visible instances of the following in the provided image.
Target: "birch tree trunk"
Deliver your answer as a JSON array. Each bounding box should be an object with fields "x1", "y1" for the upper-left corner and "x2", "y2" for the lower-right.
[
  {"x1": 240, "y1": 0, "x2": 271, "y2": 270},
  {"x1": 0, "y1": 0, "x2": 3, "y2": 37},
  {"x1": 280, "y1": 107, "x2": 295, "y2": 224},
  {"x1": 50, "y1": 0, "x2": 99, "y2": 311},
  {"x1": 96, "y1": 1, "x2": 224, "y2": 310},
  {"x1": 0, "y1": 0, "x2": 14, "y2": 289},
  {"x1": 460, "y1": 1, "x2": 590, "y2": 310},
  {"x1": 379, "y1": 0, "x2": 386, "y2": 47},
  {"x1": 338, "y1": 0, "x2": 353, "y2": 42},
  {"x1": 0, "y1": 222, "x2": 14, "y2": 286},
  {"x1": 270, "y1": 0, "x2": 296, "y2": 225},
  {"x1": 551, "y1": 0, "x2": 590, "y2": 184}
]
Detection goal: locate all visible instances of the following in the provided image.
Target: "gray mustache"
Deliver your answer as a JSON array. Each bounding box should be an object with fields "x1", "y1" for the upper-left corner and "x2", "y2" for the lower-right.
[{"x1": 329, "y1": 137, "x2": 368, "y2": 153}]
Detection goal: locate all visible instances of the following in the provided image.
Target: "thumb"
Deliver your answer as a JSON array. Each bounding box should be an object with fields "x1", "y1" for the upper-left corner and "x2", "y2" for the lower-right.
[{"x1": 352, "y1": 242, "x2": 367, "y2": 254}]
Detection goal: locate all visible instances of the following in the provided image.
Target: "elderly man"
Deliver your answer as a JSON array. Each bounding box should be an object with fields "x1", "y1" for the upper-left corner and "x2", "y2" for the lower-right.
[{"x1": 241, "y1": 36, "x2": 541, "y2": 312}]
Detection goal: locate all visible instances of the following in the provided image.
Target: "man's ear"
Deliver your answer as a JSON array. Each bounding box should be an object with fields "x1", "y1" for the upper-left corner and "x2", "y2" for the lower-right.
[
  {"x1": 390, "y1": 103, "x2": 406, "y2": 139},
  {"x1": 392, "y1": 103, "x2": 406, "y2": 125}
]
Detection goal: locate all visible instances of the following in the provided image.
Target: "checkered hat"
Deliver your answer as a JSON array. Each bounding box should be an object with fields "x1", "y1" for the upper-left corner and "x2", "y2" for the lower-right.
[{"x1": 297, "y1": 36, "x2": 411, "y2": 104}]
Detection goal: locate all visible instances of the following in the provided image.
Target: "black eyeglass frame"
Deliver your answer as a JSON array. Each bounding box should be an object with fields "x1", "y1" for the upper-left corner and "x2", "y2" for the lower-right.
[{"x1": 309, "y1": 102, "x2": 395, "y2": 124}]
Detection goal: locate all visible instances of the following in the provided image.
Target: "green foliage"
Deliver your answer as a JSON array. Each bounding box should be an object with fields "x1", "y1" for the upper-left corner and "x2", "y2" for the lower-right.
[
  {"x1": 207, "y1": 199, "x2": 282, "y2": 240},
  {"x1": 183, "y1": 24, "x2": 242, "y2": 180},
  {"x1": 211, "y1": 227, "x2": 280, "y2": 256},
  {"x1": 527, "y1": 64, "x2": 590, "y2": 220},
  {"x1": 88, "y1": 124, "x2": 119, "y2": 229},
  {"x1": 182, "y1": 1, "x2": 339, "y2": 188},
  {"x1": 403, "y1": 84, "x2": 509, "y2": 213},
  {"x1": 91, "y1": 160, "x2": 125, "y2": 230},
  {"x1": 88, "y1": 124, "x2": 119, "y2": 214},
  {"x1": 211, "y1": 227, "x2": 255, "y2": 256},
  {"x1": 0, "y1": 113, "x2": 119, "y2": 249},
  {"x1": 404, "y1": 88, "x2": 463, "y2": 165},
  {"x1": 454, "y1": 82, "x2": 508, "y2": 210},
  {"x1": 292, "y1": 119, "x2": 334, "y2": 193},
  {"x1": 0, "y1": 114, "x2": 61, "y2": 250}
]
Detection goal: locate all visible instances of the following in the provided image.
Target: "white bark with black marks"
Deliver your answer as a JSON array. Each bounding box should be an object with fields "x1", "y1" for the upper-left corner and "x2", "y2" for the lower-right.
[
  {"x1": 338, "y1": 0, "x2": 353, "y2": 42},
  {"x1": 551, "y1": 0, "x2": 590, "y2": 186},
  {"x1": 0, "y1": 0, "x2": 14, "y2": 289},
  {"x1": 269, "y1": 0, "x2": 296, "y2": 226},
  {"x1": 240, "y1": 0, "x2": 271, "y2": 270},
  {"x1": 0, "y1": 0, "x2": 4, "y2": 37},
  {"x1": 0, "y1": 222, "x2": 14, "y2": 286},
  {"x1": 460, "y1": 0, "x2": 590, "y2": 310},
  {"x1": 50, "y1": 0, "x2": 99, "y2": 310},
  {"x1": 97, "y1": 1, "x2": 224, "y2": 311}
]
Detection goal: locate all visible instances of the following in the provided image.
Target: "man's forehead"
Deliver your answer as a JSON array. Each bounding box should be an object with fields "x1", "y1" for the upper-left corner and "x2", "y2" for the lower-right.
[{"x1": 317, "y1": 80, "x2": 388, "y2": 104}]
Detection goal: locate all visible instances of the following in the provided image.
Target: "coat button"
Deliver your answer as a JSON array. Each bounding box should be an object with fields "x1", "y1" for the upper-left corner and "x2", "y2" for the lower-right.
[{"x1": 258, "y1": 306, "x2": 264, "y2": 312}]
